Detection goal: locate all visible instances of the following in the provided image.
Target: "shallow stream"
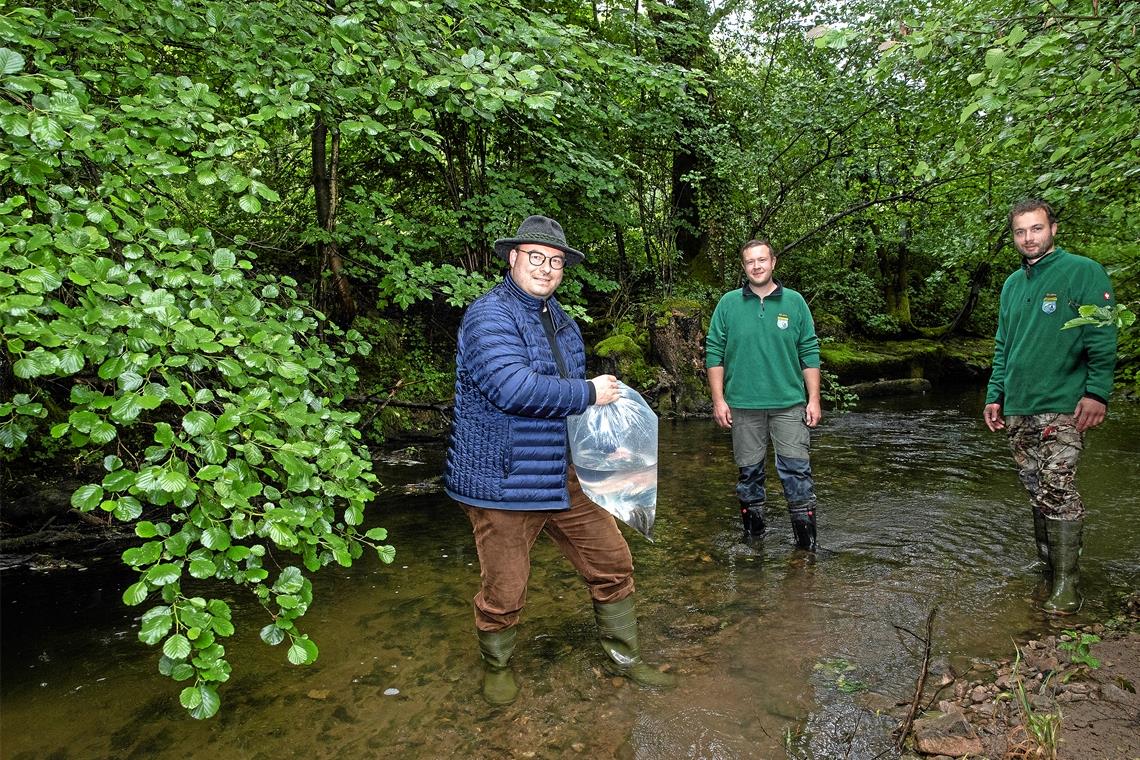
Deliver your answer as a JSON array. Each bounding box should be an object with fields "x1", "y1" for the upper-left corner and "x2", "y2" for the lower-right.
[{"x1": 2, "y1": 388, "x2": 1138, "y2": 759}]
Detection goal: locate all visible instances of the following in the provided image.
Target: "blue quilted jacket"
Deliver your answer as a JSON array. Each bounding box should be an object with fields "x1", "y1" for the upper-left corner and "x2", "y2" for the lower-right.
[{"x1": 445, "y1": 274, "x2": 593, "y2": 510}]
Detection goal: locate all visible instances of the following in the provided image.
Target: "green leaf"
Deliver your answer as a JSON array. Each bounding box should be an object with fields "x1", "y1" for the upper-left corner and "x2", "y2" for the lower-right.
[
  {"x1": 104, "y1": 469, "x2": 137, "y2": 491},
  {"x1": 56, "y1": 348, "x2": 85, "y2": 374},
  {"x1": 180, "y1": 686, "x2": 202, "y2": 709},
  {"x1": 272, "y1": 566, "x2": 304, "y2": 594},
  {"x1": 238, "y1": 195, "x2": 262, "y2": 214},
  {"x1": 139, "y1": 610, "x2": 173, "y2": 644},
  {"x1": 189, "y1": 685, "x2": 221, "y2": 719},
  {"x1": 147, "y1": 563, "x2": 182, "y2": 585},
  {"x1": 182, "y1": 410, "x2": 214, "y2": 436},
  {"x1": 30, "y1": 116, "x2": 66, "y2": 149},
  {"x1": 113, "y1": 498, "x2": 144, "y2": 522},
  {"x1": 189, "y1": 558, "x2": 218, "y2": 578},
  {"x1": 110, "y1": 394, "x2": 143, "y2": 423},
  {"x1": 201, "y1": 526, "x2": 231, "y2": 550},
  {"x1": 260, "y1": 624, "x2": 286, "y2": 646},
  {"x1": 157, "y1": 470, "x2": 191, "y2": 493},
  {"x1": 90, "y1": 421, "x2": 117, "y2": 444},
  {"x1": 212, "y1": 249, "x2": 236, "y2": 269},
  {"x1": 959, "y1": 101, "x2": 982, "y2": 124},
  {"x1": 984, "y1": 47, "x2": 1006, "y2": 72},
  {"x1": 0, "y1": 47, "x2": 26, "y2": 75},
  {"x1": 171, "y1": 663, "x2": 196, "y2": 681},
  {"x1": 164, "y1": 633, "x2": 192, "y2": 659},
  {"x1": 122, "y1": 581, "x2": 150, "y2": 606},
  {"x1": 286, "y1": 637, "x2": 319, "y2": 665},
  {"x1": 71, "y1": 484, "x2": 104, "y2": 510}
]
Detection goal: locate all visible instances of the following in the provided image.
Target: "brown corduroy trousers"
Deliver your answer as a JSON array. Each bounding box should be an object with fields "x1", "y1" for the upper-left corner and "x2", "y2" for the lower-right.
[{"x1": 460, "y1": 467, "x2": 635, "y2": 632}]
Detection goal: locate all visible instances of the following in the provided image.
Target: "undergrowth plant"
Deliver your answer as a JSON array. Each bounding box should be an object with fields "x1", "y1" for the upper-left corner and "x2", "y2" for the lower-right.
[
  {"x1": 998, "y1": 644, "x2": 1061, "y2": 760},
  {"x1": 1058, "y1": 629, "x2": 1101, "y2": 669}
]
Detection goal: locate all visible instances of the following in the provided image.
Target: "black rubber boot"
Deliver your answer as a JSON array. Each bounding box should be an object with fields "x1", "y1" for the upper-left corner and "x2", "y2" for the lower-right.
[
  {"x1": 594, "y1": 597, "x2": 677, "y2": 689},
  {"x1": 477, "y1": 628, "x2": 519, "y2": 705},
  {"x1": 1032, "y1": 507, "x2": 1050, "y2": 567},
  {"x1": 1043, "y1": 518, "x2": 1082, "y2": 615},
  {"x1": 740, "y1": 501, "x2": 767, "y2": 539},
  {"x1": 788, "y1": 501, "x2": 817, "y2": 552}
]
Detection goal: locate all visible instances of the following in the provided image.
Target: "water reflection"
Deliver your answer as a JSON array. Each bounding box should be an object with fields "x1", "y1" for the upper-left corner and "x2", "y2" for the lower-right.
[{"x1": 2, "y1": 388, "x2": 1137, "y2": 759}]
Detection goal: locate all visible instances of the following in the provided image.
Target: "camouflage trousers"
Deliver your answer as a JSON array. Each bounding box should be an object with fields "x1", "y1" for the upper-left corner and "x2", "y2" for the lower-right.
[{"x1": 1006, "y1": 413, "x2": 1085, "y2": 520}]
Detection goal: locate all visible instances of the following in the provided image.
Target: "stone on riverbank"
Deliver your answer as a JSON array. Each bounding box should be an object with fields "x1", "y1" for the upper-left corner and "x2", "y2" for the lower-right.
[{"x1": 911, "y1": 711, "x2": 984, "y2": 757}]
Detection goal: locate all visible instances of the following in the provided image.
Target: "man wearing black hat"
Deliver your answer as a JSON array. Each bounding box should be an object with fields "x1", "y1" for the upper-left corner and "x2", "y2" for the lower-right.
[{"x1": 445, "y1": 215, "x2": 676, "y2": 706}]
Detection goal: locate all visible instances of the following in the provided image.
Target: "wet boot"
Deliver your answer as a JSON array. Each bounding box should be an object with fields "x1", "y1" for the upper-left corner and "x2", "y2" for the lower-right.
[
  {"x1": 477, "y1": 628, "x2": 519, "y2": 705},
  {"x1": 1042, "y1": 518, "x2": 1082, "y2": 615},
  {"x1": 593, "y1": 597, "x2": 677, "y2": 689},
  {"x1": 1031, "y1": 508, "x2": 1050, "y2": 567},
  {"x1": 736, "y1": 464, "x2": 766, "y2": 540},
  {"x1": 740, "y1": 501, "x2": 767, "y2": 539},
  {"x1": 788, "y1": 502, "x2": 817, "y2": 552}
]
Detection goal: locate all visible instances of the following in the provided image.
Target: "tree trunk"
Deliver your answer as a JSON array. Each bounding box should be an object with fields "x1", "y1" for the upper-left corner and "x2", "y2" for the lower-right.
[
  {"x1": 312, "y1": 115, "x2": 356, "y2": 327},
  {"x1": 940, "y1": 261, "x2": 991, "y2": 339},
  {"x1": 648, "y1": 302, "x2": 707, "y2": 414}
]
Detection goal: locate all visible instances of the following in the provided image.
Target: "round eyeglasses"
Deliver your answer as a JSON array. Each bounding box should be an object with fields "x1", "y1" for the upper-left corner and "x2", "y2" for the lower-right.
[{"x1": 519, "y1": 249, "x2": 567, "y2": 270}]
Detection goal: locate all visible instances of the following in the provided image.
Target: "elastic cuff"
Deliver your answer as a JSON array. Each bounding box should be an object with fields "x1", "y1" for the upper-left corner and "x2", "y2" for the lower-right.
[
  {"x1": 587, "y1": 381, "x2": 596, "y2": 405},
  {"x1": 1082, "y1": 391, "x2": 1108, "y2": 406}
]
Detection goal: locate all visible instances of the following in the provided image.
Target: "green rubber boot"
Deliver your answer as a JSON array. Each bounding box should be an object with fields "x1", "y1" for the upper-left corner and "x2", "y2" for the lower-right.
[
  {"x1": 593, "y1": 597, "x2": 677, "y2": 689},
  {"x1": 1042, "y1": 518, "x2": 1082, "y2": 615},
  {"x1": 1032, "y1": 508, "x2": 1050, "y2": 567},
  {"x1": 477, "y1": 628, "x2": 519, "y2": 705}
]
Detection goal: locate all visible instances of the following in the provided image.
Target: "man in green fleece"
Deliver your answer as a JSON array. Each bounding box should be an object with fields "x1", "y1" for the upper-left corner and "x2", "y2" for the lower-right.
[
  {"x1": 984, "y1": 199, "x2": 1117, "y2": 614},
  {"x1": 706, "y1": 239, "x2": 822, "y2": 549}
]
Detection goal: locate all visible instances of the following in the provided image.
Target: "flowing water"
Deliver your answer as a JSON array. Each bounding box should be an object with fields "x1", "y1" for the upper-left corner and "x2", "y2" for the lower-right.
[{"x1": 2, "y1": 387, "x2": 1138, "y2": 759}]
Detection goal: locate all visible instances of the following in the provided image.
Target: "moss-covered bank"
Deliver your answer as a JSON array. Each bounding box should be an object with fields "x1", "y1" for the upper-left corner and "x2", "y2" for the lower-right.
[{"x1": 820, "y1": 337, "x2": 994, "y2": 385}]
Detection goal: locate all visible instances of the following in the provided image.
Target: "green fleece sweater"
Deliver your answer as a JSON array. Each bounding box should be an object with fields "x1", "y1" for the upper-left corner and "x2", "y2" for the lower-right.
[
  {"x1": 706, "y1": 283, "x2": 820, "y2": 409},
  {"x1": 985, "y1": 248, "x2": 1117, "y2": 415}
]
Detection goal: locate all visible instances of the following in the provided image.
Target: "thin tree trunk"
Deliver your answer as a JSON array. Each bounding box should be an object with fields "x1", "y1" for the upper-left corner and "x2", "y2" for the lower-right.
[{"x1": 312, "y1": 115, "x2": 356, "y2": 327}]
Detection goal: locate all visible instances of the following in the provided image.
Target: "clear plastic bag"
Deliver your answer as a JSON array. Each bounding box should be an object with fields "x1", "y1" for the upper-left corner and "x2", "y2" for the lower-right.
[{"x1": 567, "y1": 381, "x2": 658, "y2": 540}]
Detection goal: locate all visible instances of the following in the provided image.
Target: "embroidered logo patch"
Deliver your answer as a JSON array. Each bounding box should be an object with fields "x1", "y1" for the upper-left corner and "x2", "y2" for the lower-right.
[
  {"x1": 1104, "y1": 291, "x2": 1112, "y2": 301},
  {"x1": 776, "y1": 313, "x2": 789, "y2": 329},
  {"x1": 1041, "y1": 294, "x2": 1057, "y2": 314}
]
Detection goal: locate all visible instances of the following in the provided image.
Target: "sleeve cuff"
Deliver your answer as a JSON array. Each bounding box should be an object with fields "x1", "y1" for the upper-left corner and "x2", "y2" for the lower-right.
[
  {"x1": 1083, "y1": 391, "x2": 1108, "y2": 406},
  {"x1": 587, "y1": 381, "x2": 596, "y2": 405}
]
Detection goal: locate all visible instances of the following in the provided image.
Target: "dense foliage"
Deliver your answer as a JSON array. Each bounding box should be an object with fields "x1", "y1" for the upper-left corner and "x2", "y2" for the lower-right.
[{"x1": 2, "y1": 0, "x2": 1136, "y2": 718}]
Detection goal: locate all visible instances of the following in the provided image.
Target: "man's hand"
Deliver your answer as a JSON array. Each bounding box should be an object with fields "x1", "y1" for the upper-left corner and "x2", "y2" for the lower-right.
[
  {"x1": 712, "y1": 399, "x2": 732, "y2": 429},
  {"x1": 983, "y1": 403, "x2": 1005, "y2": 432},
  {"x1": 804, "y1": 398, "x2": 822, "y2": 428},
  {"x1": 589, "y1": 374, "x2": 621, "y2": 406},
  {"x1": 1073, "y1": 396, "x2": 1107, "y2": 432}
]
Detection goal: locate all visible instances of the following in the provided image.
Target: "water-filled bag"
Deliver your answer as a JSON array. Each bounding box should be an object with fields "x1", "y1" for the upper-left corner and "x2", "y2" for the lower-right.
[{"x1": 567, "y1": 381, "x2": 658, "y2": 539}]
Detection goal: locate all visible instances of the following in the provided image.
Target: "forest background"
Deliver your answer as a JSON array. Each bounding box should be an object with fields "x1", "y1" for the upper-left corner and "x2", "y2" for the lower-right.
[{"x1": 1, "y1": 0, "x2": 1137, "y2": 718}]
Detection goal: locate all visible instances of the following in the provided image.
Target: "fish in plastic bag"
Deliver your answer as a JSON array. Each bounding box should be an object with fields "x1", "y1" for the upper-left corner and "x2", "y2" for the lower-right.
[{"x1": 567, "y1": 381, "x2": 658, "y2": 540}]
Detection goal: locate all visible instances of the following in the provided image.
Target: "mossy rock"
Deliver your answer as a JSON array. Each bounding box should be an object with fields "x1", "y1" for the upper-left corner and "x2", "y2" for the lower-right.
[
  {"x1": 593, "y1": 334, "x2": 657, "y2": 390},
  {"x1": 813, "y1": 311, "x2": 848, "y2": 340}
]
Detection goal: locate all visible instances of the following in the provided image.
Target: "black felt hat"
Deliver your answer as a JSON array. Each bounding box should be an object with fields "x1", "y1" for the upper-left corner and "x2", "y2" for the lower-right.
[{"x1": 493, "y1": 215, "x2": 585, "y2": 266}]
